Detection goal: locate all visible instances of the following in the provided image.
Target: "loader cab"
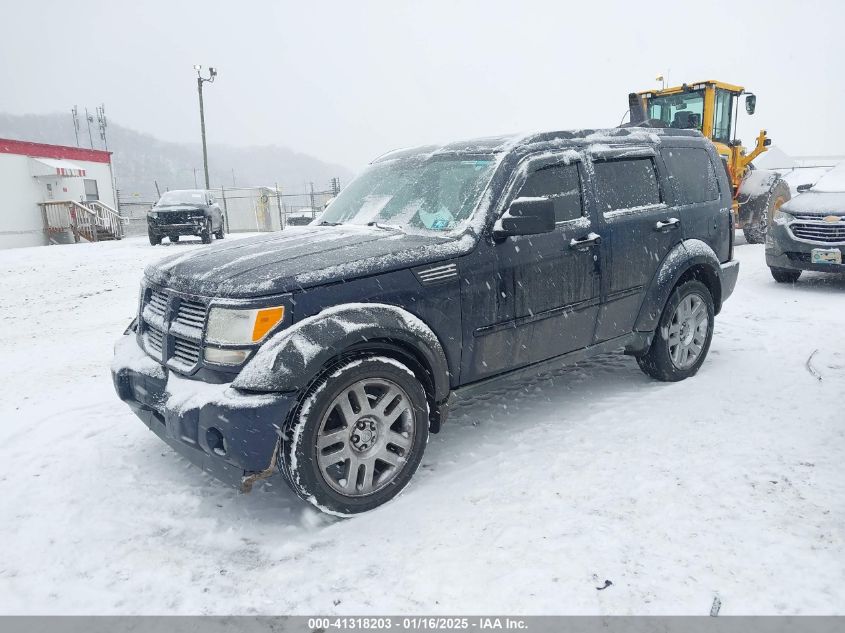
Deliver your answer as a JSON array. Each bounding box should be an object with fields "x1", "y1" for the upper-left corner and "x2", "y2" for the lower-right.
[
  {"x1": 641, "y1": 81, "x2": 744, "y2": 151},
  {"x1": 635, "y1": 80, "x2": 773, "y2": 196}
]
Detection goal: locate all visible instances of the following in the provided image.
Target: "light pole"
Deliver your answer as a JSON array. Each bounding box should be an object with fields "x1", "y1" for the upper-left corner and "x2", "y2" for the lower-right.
[{"x1": 193, "y1": 64, "x2": 217, "y2": 189}]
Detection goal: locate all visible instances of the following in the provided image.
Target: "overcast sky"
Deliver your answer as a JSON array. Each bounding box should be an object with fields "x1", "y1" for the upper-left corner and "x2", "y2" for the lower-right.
[{"x1": 1, "y1": 0, "x2": 843, "y2": 171}]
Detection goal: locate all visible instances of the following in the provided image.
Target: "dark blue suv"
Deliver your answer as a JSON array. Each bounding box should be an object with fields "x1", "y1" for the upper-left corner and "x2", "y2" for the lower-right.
[{"x1": 112, "y1": 127, "x2": 739, "y2": 515}]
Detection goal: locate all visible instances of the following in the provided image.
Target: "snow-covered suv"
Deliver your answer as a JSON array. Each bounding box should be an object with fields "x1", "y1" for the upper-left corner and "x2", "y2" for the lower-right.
[
  {"x1": 766, "y1": 163, "x2": 845, "y2": 282},
  {"x1": 112, "y1": 127, "x2": 739, "y2": 515}
]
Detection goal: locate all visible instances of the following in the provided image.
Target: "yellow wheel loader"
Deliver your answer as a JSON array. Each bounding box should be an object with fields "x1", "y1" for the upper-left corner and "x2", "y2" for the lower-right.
[{"x1": 628, "y1": 80, "x2": 790, "y2": 243}]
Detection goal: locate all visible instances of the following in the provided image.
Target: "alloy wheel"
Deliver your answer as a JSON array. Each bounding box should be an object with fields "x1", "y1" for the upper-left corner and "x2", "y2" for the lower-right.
[
  {"x1": 315, "y1": 377, "x2": 415, "y2": 496},
  {"x1": 667, "y1": 292, "x2": 709, "y2": 369}
]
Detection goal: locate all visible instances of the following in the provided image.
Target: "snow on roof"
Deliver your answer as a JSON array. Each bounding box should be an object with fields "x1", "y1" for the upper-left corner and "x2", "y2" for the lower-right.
[{"x1": 371, "y1": 127, "x2": 695, "y2": 164}]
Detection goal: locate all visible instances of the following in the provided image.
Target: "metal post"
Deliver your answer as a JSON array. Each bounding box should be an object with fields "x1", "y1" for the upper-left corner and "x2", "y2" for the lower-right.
[
  {"x1": 220, "y1": 185, "x2": 229, "y2": 233},
  {"x1": 275, "y1": 182, "x2": 283, "y2": 230},
  {"x1": 197, "y1": 76, "x2": 209, "y2": 189},
  {"x1": 309, "y1": 182, "x2": 316, "y2": 219}
]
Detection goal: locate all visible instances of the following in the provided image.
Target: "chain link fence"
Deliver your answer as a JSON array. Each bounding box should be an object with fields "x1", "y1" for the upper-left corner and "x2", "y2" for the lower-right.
[{"x1": 119, "y1": 185, "x2": 339, "y2": 236}]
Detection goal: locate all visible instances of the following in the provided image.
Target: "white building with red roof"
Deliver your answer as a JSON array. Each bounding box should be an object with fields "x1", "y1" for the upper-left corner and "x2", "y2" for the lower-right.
[{"x1": 0, "y1": 138, "x2": 119, "y2": 249}]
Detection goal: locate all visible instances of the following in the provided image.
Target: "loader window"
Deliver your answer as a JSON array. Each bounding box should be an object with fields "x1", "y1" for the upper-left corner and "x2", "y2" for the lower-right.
[
  {"x1": 647, "y1": 90, "x2": 705, "y2": 131},
  {"x1": 712, "y1": 89, "x2": 734, "y2": 144}
]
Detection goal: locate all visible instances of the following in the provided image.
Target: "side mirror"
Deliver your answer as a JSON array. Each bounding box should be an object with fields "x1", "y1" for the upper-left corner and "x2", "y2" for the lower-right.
[
  {"x1": 745, "y1": 94, "x2": 757, "y2": 115},
  {"x1": 494, "y1": 197, "x2": 555, "y2": 238},
  {"x1": 797, "y1": 183, "x2": 813, "y2": 192}
]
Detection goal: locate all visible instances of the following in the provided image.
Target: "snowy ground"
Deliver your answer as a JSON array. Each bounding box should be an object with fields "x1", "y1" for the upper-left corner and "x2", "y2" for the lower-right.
[{"x1": 0, "y1": 232, "x2": 843, "y2": 616}]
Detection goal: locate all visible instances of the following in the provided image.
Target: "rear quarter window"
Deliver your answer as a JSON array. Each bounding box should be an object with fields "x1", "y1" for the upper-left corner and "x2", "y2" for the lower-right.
[
  {"x1": 662, "y1": 147, "x2": 720, "y2": 204},
  {"x1": 593, "y1": 157, "x2": 661, "y2": 214}
]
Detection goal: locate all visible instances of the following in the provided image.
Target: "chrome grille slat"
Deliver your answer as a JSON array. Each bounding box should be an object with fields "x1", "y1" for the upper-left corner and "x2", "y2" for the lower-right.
[
  {"x1": 145, "y1": 327, "x2": 164, "y2": 354},
  {"x1": 174, "y1": 299, "x2": 207, "y2": 331}
]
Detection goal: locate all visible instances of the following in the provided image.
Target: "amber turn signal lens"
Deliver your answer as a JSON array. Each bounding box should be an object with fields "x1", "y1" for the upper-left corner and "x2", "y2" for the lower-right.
[{"x1": 251, "y1": 306, "x2": 285, "y2": 342}]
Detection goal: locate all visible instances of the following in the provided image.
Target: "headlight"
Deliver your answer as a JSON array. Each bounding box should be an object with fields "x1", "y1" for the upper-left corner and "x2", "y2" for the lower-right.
[
  {"x1": 206, "y1": 306, "x2": 285, "y2": 345},
  {"x1": 773, "y1": 208, "x2": 793, "y2": 224},
  {"x1": 149, "y1": 211, "x2": 158, "y2": 219}
]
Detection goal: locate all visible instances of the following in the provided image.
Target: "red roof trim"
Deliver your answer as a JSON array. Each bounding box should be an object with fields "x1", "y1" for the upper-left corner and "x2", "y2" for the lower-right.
[{"x1": 0, "y1": 138, "x2": 112, "y2": 164}]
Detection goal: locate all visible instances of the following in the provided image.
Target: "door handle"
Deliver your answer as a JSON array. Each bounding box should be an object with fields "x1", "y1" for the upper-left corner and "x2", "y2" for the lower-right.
[
  {"x1": 569, "y1": 232, "x2": 602, "y2": 250},
  {"x1": 655, "y1": 217, "x2": 680, "y2": 231}
]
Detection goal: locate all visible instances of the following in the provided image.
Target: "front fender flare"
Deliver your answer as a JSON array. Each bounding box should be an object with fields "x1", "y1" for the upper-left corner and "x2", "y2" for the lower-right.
[
  {"x1": 634, "y1": 239, "x2": 724, "y2": 333},
  {"x1": 232, "y1": 303, "x2": 451, "y2": 404}
]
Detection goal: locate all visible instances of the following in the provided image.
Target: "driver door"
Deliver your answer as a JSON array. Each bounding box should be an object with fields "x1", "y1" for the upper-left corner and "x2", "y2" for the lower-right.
[{"x1": 460, "y1": 155, "x2": 603, "y2": 381}]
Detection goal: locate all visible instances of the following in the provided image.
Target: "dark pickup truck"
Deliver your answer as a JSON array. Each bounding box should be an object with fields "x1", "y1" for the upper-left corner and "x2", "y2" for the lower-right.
[{"x1": 113, "y1": 127, "x2": 739, "y2": 515}]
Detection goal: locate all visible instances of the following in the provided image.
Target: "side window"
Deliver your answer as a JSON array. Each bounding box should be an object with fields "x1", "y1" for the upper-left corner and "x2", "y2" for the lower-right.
[
  {"x1": 593, "y1": 158, "x2": 661, "y2": 213},
  {"x1": 663, "y1": 147, "x2": 719, "y2": 204},
  {"x1": 712, "y1": 89, "x2": 733, "y2": 145},
  {"x1": 517, "y1": 162, "x2": 583, "y2": 223}
]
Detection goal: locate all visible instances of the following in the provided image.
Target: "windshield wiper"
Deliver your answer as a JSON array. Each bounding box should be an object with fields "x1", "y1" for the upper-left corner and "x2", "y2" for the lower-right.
[
  {"x1": 318, "y1": 220, "x2": 343, "y2": 226},
  {"x1": 366, "y1": 221, "x2": 404, "y2": 232}
]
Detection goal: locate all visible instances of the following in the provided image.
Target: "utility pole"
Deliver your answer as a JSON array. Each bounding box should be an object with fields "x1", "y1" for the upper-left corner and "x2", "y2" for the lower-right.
[
  {"x1": 193, "y1": 64, "x2": 217, "y2": 189},
  {"x1": 84, "y1": 108, "x2": 94, "y2": 149},
  {"x1": 71, "y1": 106, "x2": 80, "y2": 147},
  {"x1": 193, "y1": 168, "x2": 198, "y2": 188},
  {"x1": 231, "y1": 168, "x2": 236, "y2": 187},
  {"x1": 309, "y1": 181, "x2": 316, "y2": 218}
]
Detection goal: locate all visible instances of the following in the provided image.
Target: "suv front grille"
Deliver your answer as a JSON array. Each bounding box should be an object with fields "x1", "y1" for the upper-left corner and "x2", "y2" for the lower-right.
[
  {"x1": 790, "y1": 222, "x2": 845, "y2": 244},
  {"x1": 139, "y1": 287, "x2": 208, "y2": 373}
]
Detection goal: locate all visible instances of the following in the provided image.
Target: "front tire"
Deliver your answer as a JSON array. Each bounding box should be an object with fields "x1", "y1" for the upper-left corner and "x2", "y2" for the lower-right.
[
  {"x1": 279, "y1": 357, "x2": 429, "y2": 515},
  {"x1": 200, "y1": 219, "x2": 212, "y2": 244},
  {"x1": 637, "y1": 280, "x2": 715, "y2": 382},
  {"x1": 147, "y1": 228, "x2": 161, "y2": 245},
  {"x1": 770, "y1": 266, "x2": 801, "y2": 283}
]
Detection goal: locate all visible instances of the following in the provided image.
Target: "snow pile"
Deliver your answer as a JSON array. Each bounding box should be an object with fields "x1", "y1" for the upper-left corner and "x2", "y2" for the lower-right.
[{"x1": 0, "y1": 235, "x2": 844, "y2": 615}]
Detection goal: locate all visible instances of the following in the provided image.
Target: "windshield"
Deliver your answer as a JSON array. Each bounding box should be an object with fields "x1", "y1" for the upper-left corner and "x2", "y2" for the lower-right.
[
  {"x1": 318, "y1": 156, "x2": 497, "y2": 233},
  {"x1": 156, "y1": 190, "x2": 206, "y2": 206},
  {"x1": 647, "y1": 90, "x2": 705, "y2": 131}
]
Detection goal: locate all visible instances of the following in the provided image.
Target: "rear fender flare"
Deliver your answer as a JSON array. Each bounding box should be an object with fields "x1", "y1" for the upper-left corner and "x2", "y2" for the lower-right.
[
  {"x1": 634, "y1": 239, "x2": 723, "y2": 333},
  {"x1": 232, "y1": 303, "x2": 451, "y2": 405}
]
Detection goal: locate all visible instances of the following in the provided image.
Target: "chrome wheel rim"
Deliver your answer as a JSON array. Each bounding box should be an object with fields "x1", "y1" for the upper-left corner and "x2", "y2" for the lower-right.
[
  {"x1": 315, "y1": 377, "x2": 415, "y2": 497},
  {"x1": 667, "y1": 293, "x2": 709, "y2": 369}
]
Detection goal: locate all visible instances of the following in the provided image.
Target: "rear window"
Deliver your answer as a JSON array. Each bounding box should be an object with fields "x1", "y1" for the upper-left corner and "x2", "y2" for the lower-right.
[
  {"x1": 663, "y1": 147, "x2": 719, "y2": 204},
  {"x1": 517, "y1": 163, "x2": 583, "y2": 223},
  {"x1": 593, "y1": 158, "x2": 661, "y2": 213}
]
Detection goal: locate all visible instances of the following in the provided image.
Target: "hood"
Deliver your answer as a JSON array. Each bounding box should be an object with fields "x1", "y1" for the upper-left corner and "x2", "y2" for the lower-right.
[
  {"x1": 782, "y1": 191, "x2": 845, "y2": 216},
  {"x1": 144, "y1": 225, "x2": 475, "y2": 298}
]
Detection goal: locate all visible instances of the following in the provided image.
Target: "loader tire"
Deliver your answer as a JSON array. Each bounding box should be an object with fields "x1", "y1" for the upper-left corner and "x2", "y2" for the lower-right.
[{"x1": 742, "y1": 179, "x2": 790, "y2": 244}]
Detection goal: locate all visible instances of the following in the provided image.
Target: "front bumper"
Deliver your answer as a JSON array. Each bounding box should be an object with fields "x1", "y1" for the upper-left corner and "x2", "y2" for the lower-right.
[
  {"x1": 766, "y1": 223, "x2": 845, "y2": 273},
  {"x1": 112, "y1": 335, "x2": 295, "y2": 489},
  {"x1": 148, "y1": 221, "x2": 206, "y2": 236},
  {"x1": 720, "y1": 259, "x2": 740, "y2": 305}
]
